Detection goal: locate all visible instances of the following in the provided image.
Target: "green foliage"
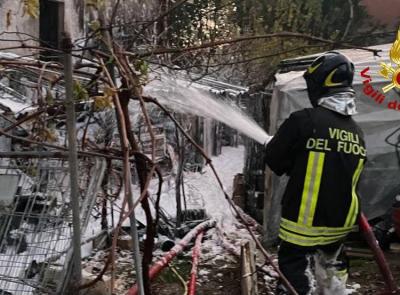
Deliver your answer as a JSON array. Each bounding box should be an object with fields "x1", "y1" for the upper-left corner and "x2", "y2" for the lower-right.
[
  {"x1": 135, "y1": 60, "x2": 149, "y2": 77},
  {"x1": 73, "y1": 80, "x2": 89, "y2": 101},
  {"x1": 148, "y1": 0, "x2": 375, "y2": 84},
  {"x1": 22, "y1": 0, "x2": 39, "y2": 19},
  {"x1": 234, "y1": 0, "x2": 366, "y2": 38},
  {"x1": 226, "y1": 0, "x2": 373, "y2": 83},
  {"x1": 86, "y1": 0, "x2": 105, "y2": 9},
  {"x1": 166, "y1": 0, "x2": 369, "y2": 46},
  {"x1": 88, "y1": 20, "x2": 102, "y2": 39},
  {"x1": 167, "y1": 0, "x2": 237, "y2": 47},
  {"x1": 134, "y1": 60, "x2": 149, "y2": 85}
]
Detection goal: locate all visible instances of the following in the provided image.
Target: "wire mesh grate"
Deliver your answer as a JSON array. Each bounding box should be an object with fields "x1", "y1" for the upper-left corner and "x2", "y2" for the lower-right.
[{"x1": 0, "y1": 154, "x2": 105, "y2": 295}]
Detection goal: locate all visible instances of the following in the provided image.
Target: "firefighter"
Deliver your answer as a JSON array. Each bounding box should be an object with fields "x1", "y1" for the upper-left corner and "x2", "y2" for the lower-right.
[{"x1": 265, "y1": 51, "x2": 366, "y2": 294}]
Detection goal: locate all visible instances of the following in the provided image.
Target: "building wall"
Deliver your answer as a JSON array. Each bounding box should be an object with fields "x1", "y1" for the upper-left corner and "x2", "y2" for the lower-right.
[
  {"x1": 0, "y1": 0, "x2": 39, "y2": 55},
  {"x1": 0, "y1": 0, "x2": 163, "y2": 54},
  {"x1": 0, "y1": 0, "x2": 84, "y2": 55},
  {"x1": 64, "y1": 0, "x2": 84, "y2": 42}
]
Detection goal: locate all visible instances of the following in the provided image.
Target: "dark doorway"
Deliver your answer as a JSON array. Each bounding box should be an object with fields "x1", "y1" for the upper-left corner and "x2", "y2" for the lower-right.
[{"x1": 39, "y1": 0, "x2": 64, "y2": 60}]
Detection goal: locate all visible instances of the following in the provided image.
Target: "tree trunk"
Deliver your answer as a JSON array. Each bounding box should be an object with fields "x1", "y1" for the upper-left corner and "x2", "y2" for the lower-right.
[{"x1": 119, "y1": 88, "x2": 155, "y2": 295}]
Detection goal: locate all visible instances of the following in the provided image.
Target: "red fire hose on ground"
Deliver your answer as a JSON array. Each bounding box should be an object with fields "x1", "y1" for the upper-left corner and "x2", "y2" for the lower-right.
[
  {"x1": 126, "y1": 219, "x2": 216, "y2": 295},
  {"x1": 187, "y1": 230, "x2": 204, "y2": 295},
  {"x1": 359, "y1": 213, "x2": 399, "y2": 294}
]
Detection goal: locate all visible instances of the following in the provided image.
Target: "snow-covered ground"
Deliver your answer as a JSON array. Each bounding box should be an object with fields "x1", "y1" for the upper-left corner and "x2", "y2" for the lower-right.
[
  {"x1": 83, "y1": 145, "x2": 247, "y2": 252},
  {"x1": 83, "y1": 145, "x2": 257, "y2": 294},
  {"x1": 153, "y1": 145, "x2": 244, "y2": 230},
  {"x1": 83, "y1": 144, "x2": 249, "y2": 253},
  {"x1": 83, "y1": 145, "x2": 246, "y2": 235}
]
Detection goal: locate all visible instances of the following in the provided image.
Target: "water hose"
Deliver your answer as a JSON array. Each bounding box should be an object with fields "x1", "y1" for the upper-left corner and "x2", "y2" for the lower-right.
[
  {"x1": 187, "y1": 231, "x2": 204, "y2": 295},
  {"x1": 359, "y1": 213, "x2": 399, "y2": 293},
  {"x1": 125, "y1": 219, "x2": 216, "y2": 295}
]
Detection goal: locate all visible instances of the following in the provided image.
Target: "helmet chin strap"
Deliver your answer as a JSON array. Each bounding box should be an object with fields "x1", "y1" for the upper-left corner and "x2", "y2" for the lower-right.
[{"x1": 323, "y1": 87, "x2": 355, "y2": 96}]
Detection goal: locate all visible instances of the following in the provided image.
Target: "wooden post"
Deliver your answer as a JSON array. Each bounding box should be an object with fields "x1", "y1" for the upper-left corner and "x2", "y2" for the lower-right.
[
  {"x1": 241, "y1": 241, "x2": 258, "y2": 295},
  {"x1": 263, "y1": 167, "x2": 283, "y2": 246},
  {"x1": 263, "y1": 168, "x2": 273, "y2": 244}
]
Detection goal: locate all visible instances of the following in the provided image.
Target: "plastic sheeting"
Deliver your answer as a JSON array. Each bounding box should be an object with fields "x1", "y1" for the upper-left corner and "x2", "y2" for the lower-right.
[{"x1": 268, "y1": 44, "x2": 400, "y2": 223}]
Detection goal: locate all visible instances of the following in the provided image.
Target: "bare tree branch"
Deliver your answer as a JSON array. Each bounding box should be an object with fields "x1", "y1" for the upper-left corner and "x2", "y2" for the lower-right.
[
  {"x1": 342, "y1": 0, "x2": 354, "y2": 40},
  {"x1": 128, "y1": 31, "x2": 381, "y2": 57}
]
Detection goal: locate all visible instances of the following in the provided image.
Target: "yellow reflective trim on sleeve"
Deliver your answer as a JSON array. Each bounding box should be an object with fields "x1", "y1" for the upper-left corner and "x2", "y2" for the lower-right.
[
  {"x1": 306, "y1": 153, "x2": 325, "y2": 226},
  {"x1": 298, "y1": 152, "x2": 325, "y2": 226},
  {"x1": 281, "y1": 218, "x2": 354, "y2": 237},
  {"x1": 345, "y1": 159, "x2": 364, "y2": 227},
  {"x1": 279, "y1": 227, "x2": 347, "y2": 247}
]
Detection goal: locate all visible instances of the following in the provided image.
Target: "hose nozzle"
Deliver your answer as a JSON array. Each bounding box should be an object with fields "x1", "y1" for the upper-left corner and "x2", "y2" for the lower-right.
[{"x1": 264, "y1": 135, "x2": 273, "y2": 146}]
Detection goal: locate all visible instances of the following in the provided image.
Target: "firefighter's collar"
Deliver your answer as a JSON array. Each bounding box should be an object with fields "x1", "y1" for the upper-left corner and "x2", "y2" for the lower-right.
[{"x1": 317, "y1": 92, "x2": 357, "y2": 116}]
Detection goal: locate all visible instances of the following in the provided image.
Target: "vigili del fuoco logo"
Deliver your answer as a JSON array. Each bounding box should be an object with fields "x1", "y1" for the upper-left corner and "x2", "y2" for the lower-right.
[
  {"x1": 360, "y1": 28, "x2": 400, "y2": 111},
  {"x1": 379, "y1": 30, "x2": 400, "y2": 93}
]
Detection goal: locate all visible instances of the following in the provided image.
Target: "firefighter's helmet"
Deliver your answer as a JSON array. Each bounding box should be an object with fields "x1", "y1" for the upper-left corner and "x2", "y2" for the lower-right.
[{"x1": 303, "y1": 51, "x2": 355, "y2": 107}]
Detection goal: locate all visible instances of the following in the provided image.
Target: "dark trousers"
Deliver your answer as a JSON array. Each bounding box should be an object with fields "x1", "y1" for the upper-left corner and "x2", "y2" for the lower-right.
[{"x1": 277, "y1": 241, "x2": 344, "y2": 295}]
